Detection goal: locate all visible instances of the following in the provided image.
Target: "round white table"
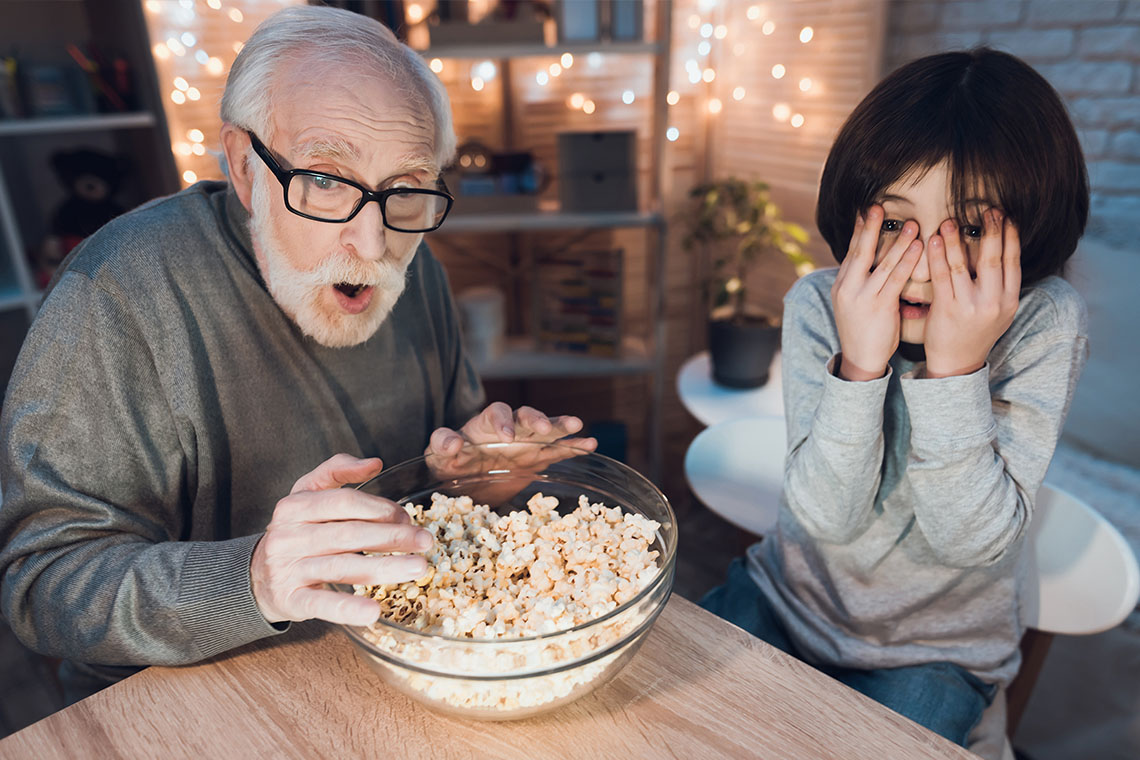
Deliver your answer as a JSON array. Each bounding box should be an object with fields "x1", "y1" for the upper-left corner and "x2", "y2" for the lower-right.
[
  {"x1": 683, "y1": 416, "x2": 786, "y2": 536},
  {"x1": 676, "y1": 351, "x2": 784, "y2": 427}
]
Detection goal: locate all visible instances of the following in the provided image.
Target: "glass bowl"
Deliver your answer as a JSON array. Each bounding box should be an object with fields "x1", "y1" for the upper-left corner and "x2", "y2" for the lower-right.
[{"x1": 334, "y1": 441, "x2": 677, "y2": 720}]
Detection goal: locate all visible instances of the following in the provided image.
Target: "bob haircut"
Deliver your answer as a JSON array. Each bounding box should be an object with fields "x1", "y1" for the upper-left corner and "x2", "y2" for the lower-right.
[{"x1": 816, "y1": 47, "x2": 1089, "y2": 287}]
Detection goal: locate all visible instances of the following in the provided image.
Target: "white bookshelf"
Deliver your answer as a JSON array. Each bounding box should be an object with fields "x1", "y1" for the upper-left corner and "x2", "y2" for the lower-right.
[{"x1": 0, "y1": 112, "x2": 156, "y2": 138}]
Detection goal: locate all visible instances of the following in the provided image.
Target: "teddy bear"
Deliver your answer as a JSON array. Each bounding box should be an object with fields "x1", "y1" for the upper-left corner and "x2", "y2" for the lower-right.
[{"x1": 34, "y1": 147, "x2": 130, "y2": 288}]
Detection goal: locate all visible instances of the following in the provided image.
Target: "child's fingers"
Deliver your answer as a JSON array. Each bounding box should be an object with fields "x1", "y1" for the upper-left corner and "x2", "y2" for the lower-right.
[
  {"x1": 928, "y1": 233, "x2": 954, "y2": 303},
  {"x1": 975, "y1": 208, "x2": 1006, "y2": 303},
  {"x1": 939, "y1": 219, "x2": 973, "y2": 295},
  {"x1": 845, "y1": 206, "x2": 883, "y2": 281},
  {"x1": 880, "y1": 239, "x2": 923, "y2": 296},
  {"x1": 1002, "y1": 217, "x2": 1022, "y2": 305},
  {"x1": 868, "y1": 220, "x2": 919, "y2": 293}
]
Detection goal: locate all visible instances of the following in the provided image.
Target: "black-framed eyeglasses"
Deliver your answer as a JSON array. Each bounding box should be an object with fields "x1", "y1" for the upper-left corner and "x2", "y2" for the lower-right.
[{"x1": 246, "y1": 130, "x2": 453, "y2": 232}]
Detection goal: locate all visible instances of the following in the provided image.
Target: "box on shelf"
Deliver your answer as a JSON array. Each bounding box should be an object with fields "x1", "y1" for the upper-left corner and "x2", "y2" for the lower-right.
[
  {"x1": 557, "y1": 130, "x2": 637, "y2": 213},
  {"x1": 429, "y1": 20, "x2": 545, "y2": 46},
  {"x1": 536, "y1": 248, "x2": 623, "y2": 357},
  {"x1": 555, "y1": 0, "x2": 642, "y2": 42}
]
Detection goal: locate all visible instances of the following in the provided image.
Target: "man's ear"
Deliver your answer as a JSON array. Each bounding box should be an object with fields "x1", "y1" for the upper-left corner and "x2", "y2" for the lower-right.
[{"x1": 220, "y1": 124, "x2": 254, "y2": 213}]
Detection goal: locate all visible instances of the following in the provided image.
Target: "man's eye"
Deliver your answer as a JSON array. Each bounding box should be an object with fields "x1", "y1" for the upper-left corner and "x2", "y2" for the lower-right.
[
  {"x1": 881, "y1": 219, "x2": 903, "y2": 233},
  {"x1": 313, "y1": 176, "x2": 335, "y2": 190},
  {"x1": 961, "y1": 225, "x2": 983, "y2": 240}
]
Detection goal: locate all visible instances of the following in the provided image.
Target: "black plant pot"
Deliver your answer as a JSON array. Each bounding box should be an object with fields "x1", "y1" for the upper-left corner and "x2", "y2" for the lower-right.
[{"x1": 708, "y1": 315, "x2": 780, "y2": 388}]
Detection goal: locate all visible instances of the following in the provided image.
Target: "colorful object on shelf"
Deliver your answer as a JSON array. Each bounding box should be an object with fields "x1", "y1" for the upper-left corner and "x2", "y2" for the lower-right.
[{"x1": 537, "y1": 248, "x2": 622, "y2": 357}]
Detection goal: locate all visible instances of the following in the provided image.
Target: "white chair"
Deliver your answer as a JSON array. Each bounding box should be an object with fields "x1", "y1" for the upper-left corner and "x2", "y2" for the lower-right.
[
  {"x1": 683, "y1": 415, "x2": 786, "y2": 537},
  {"x1": 969, "y1": 483, "x2": 1140, "y2": 760}
]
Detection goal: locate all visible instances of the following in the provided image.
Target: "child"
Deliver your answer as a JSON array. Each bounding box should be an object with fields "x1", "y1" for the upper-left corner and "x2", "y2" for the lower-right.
[{"x1": 701, "y1": 47, "x2": 1089, "y2": 748}]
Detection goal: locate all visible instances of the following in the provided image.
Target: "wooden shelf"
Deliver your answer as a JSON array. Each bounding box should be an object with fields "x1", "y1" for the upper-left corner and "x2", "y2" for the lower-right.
[
  {"x1": 475, "y1": 336, "x2": 651, "y2": 380},
  {"x1": 0, "y1": 112, "x2": 157, "y2": 138},
  {"x1": 438, "y1": 210, "x2": 663, "y2": 234},
  {"x1": 419, "y1": 40, "x2": 660, "y2": 60}
]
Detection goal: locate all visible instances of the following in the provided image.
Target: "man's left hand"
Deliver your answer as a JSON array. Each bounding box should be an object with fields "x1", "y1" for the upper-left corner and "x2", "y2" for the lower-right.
[{"x1": 426, "y1": 402, "x2": 597, "y2": 456}]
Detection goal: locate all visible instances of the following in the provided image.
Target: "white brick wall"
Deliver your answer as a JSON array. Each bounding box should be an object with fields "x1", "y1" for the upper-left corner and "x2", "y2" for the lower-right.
[{"x1": 886, "y1": 0, "x2": 1140, "y2": 247}]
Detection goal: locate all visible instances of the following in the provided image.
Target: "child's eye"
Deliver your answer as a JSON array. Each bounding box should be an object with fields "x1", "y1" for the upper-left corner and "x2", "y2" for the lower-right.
[
  {"x1": 960, "y1": 225, "x2": 983, "y2": 240},
  {"x1": 881, "y1": 219, "x2": 904, "y2": 233}
]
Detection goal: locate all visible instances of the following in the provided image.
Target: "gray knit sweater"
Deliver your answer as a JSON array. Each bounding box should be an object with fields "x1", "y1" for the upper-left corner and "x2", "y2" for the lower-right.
[
  {"x1": 748, "y1": 268, "x2": 1087, "y2": 686},
  {"x1": 0, "y1": 181, "x2": 484, "y2": 691}
]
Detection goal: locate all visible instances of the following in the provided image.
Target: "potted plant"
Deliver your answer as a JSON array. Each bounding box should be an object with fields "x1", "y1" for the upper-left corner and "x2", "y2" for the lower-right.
[{"x1": 682, "y1": 178, "x2": 814, "y2": 388}]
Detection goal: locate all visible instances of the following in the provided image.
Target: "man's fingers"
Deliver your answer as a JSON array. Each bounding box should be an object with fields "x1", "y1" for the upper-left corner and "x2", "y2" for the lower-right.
[
  {"x1": 290, "y1": 454, "x2": 383, "y2": 495},
  {"x1": 296, "y1": 552, "x2": 429, "y2": 588},
  {"x1": 427, "y1": 426, "x2": 465, "y2": 456},
  {"x1": 289, "y1": 520, "x2": 433, "y2": 557},
  {"x1": 287, "y1": 587, "x2": 382, "y2": 627},
  {"x1": 273, "y1": 489, "x2": 409, "y2": 527},
  {"x1": 514, "y1": 406, "x2": 554, "y2": 436}
]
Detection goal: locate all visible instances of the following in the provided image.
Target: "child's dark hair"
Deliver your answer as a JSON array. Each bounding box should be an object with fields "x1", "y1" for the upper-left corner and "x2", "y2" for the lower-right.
[{"x1": 816, "y1": 47, "x2": 1089, "y2": 286}]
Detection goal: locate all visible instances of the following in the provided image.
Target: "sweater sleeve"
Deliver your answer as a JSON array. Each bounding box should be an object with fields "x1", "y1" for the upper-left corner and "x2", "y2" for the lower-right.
[
  {"x1": 780, "y1": 274, "x2": 891, "y2": 544},
  {"x1": 0, "y1": 271, "x2": 283, "y2": 667},
  {"x1": 900, "y1": 316, "x2": 1088, "y2": 568}
]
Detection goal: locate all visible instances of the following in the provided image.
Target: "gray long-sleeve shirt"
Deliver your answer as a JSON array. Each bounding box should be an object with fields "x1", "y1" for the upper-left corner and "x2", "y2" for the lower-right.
[
  {"x1": 0, "y1": 181, "x2": 484, "y2": 692},
  {"x1": 748, "y1": 268, "x2": 1087, "y2": 685}
]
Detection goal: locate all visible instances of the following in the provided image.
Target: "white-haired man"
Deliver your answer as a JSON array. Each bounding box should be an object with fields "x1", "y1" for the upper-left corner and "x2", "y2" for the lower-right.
[{"x1": 0, "y1": 6, "x2": 594, "y2": 703}]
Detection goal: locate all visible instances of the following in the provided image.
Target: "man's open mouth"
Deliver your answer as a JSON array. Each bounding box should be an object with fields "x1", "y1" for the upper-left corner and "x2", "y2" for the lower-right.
[{"x1": 334, "y1": 282, "x2": 367, "y2": 298}]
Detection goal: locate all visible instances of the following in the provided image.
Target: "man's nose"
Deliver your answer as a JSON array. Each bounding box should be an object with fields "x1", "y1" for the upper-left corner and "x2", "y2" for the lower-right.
[{"x1": 340, "y1": 199, "x2": 386, "y2": 262}]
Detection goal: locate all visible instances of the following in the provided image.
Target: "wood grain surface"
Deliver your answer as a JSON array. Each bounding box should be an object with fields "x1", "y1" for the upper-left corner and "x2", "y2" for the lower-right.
[{"x1": 0, "y1": 595, "x2": 976, "y2": 759}]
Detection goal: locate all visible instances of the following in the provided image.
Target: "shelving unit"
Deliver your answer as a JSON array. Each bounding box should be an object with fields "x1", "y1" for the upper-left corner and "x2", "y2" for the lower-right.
[
  {"x1": 0, "y1": 0, "x2": 178, "y2": 391},
  {"x1": 418, "y1": 7, "x2": 672, "y2": 481}
]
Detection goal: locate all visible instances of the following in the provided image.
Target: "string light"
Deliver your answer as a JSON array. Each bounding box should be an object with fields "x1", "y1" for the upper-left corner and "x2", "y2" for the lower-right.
[
  {"x1": 707, "y1": 98, "x2": 722, "y2": 114},
  {"x1": 762, "y1": 21, "x2": 775, "y2": 35},
  {"x1": 582, "y1": 99, "x2": 596, "y2": 115},
  {"x1": 746, "y1": 5, "x2": 762, "y2": 21},
  {"x1": 700, "y1": 23, "x2": 713, "y2": 38},
  {"x1": 561, "y1": 53, "x2": 573, "y2": 68},
  {"x1": 732, "y1": 86, "x2": 745, "y2": 101},
  {"x1": 228, "y1": 9, "x2": 243, "y2": 23},
  {"x1": 799, "y1": 77, "x2": 812, "y2": 92},
  {"x1": 791, "y1": 113, "x2": 805, "y2": 127},
  {"x1": 666, "y1": 127, "x2": 679, "y2": 142},
  {"x1": 666, "y1": 90, "x2": 680, "y2": 105},
  {"x1": 698, "y1": 40, "x2": 711, "y2": 56},
  {"x1": 799, "y1": 26, "x2": 814, "y2": 43},
  {"x1": 232, "y1": 42, "x2": 243, "y2": 54},
  {"x1": 771, "y1": 64, "x2": 785, "y2": 79},
  {"x1": 714, "y1": 25, "x2": 727, "y2": 40},
  {"x1": 471, "y1": 77, "x2": 485, "y2": 91},
  {"x1": 206, "y1": 57, "x2": 224, "y2": 75},
  {"x1": 407, "y1": 3, "x2": 425, "y2": 23},
  {"x1": 688, "y1": 14, "x2": 701, "y2": 30},
  {"x1": 473, "y1": 60, "x2": 496, "y2": 81},
  {"x1": 587, "y1": 52, "x2": 603, "y2": 68},
  {"x1": 180, "y1": 32, "x2": 196, "y2": 47},
  {"x1": 195, "y1": 50, "x2": 209, "y2": 65},
  {"x1": 622, "y1": 90, "x2": 635, "y2": 104},
  {"x1": 536, "y1": 71, "x2": 549, "y2": 86},
  {"x1": 186, "y1": 87, "x2": 201, "y2": 100},
  {"x1": 548, "y1": 63, "x2": 562, "y2": 77},
  {"x1": 171, "y1": 90, "x2": 186, "y2": 104},
  {"x1": 772, "y1": 103, "x2": 791, "y2": 121},
  {"x1": 174, "y1": 77, "x2": 189, "y2": 91},
  {"x1": 569, "y1": 92, "x2": 585, "y2": 109},
  {"x1": 175, "y1": 142, "x2": 192, "y2": 156},
  {"x1": 689, "y1": 69, "x2": 701, "y2": 84},
  {"x1": 191, "y1": 143, "x2": 206, "y2": 155},
  {"x1": 153, "y1": 43, "x2": 170, "y2": 60},
  {"x1": 207, "y1": 0, "x2": 221, "y2": 8},
  {"x1": 188, "y1": 129, "x2": 204, "y2": 142},
  {"x1": 167, "y1": 38, "x2": 186, "y2": 56},
  {"x1": 430, "y1": 58, "x2": 443, "y2": 73},
  {"x1": 183, "y1": 170, "x2": 197, "y2": 184},
  {"x1": 702, "y1": 68, "x2": 716, "y2": 83}
]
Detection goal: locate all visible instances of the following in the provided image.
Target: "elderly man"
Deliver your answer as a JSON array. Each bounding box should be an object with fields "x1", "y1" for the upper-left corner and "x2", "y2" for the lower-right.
[{"x1": 0, "y1": 6, "x2": 593, "y2": 703}]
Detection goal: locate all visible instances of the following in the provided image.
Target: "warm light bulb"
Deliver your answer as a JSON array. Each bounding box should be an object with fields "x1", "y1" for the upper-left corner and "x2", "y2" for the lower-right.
[
  {"x1": 666, "y1": 127, "x2": 679, "y2": 142},
  {"x1": 686, "y1": 59, "x2": 699, "y2": 72},
  {"x1": 206, "y1": 57, "x2": 224, "y2": 75},
  {"x1": 771, "y1": 64, "x2": 785, "y2": 79},
  {"x1": 800, "y1": 26, "x2": 814, "y2": 43},
  {"x1": 181, "y1": 32, "x2": 196, "y2": 47},
  {"x1": 703, "y1": 68, "x2": 716, "y2": 83},
  {"x1": 569, "y1": 92, "x2": 585, "y2": 109},
  {"x1": 622, "y1": 90, "x2": 635, "y2": 104},
  {"x1": 153, "y1": 44, "x2": 170, "y2": 60},
  {"x1": 582, "y1": 99, "x2": 596, "y2": 115},
  {"x1": 536, "y1": 71, "x2": 549, "y2": 86},
  {"x1": 791, "y1": 113, "x2": 805, "y2": 127},
  {"x1": 700, "y1": 23, "x2": 713, "y2": 38},
  {"x1": 170, "y1": 90, "x2": 184, "y2": 105},
  {"x1": 191, "y1": 143, "x2": 206, "y2": 155},
  {"x1": 588, "y1": 52, "x2": 603, "y2": 68},
  {"x1": 772, "y1": 103, "x2": 791, "y2": 121},
  {"x1": 714, "y1": 25, "x2": 727, "y2": 39},
  {"x1": 207, "y1": 0, "x2": 221, "y2": 8},
  {"x1": 233, "y1": 42, "x2": 243, "y2": 54},
  {"x1": 762, "y1": 21, "x2": 775, "y2": 35},
  {"x1": 474, "y1": 60, "x2": 496, "y2": 81},
  {"x1": 561, "y1": 52, "x2": 573, "y2": 68},
  {"x1": 549, "y1": 63, "x2": 562, "y2": 76},
  {"x1": 747, "y1": 5, "x2": 761, "y2": 21},
  {"x1": 407, "y1": 3, "x2": 425, "y2": 23},
  {"x1": 229, "y1": 9, "x2": 243, "y2": 23},
  {"x1": 473, "y1": 155, "x2": 487, "y2": 168},
  {"x1": 799, "y1": 77, "x2": 812, "y2": 91},
  {"x1": 430, "y1": 58, "x2": 443, "y2": 73},
  {"x1": 195, "y1": 50, "x2": 209, "y2": 65},
  {"x1": 183, "y1": 170, "x2": 198, "y2": 184},
  {"x1": 698, "y1": 40, "x2": 711, "y2": 56},
  {"x1": 186, "y1": 87, "x2": 200, "y2": 101},
  {"x1": 174, "y1": 77, "x2": 189, "y2": 91},
  {"x1": 688, "y1": 70, "x2": 701, "y2": 84},
  {"x1": 175, "y1": 142, "x2": 192, "y2": 156},
  {"x1": 732, "y1": 86, "x2": 745, "y2": 101},
  {"x1": 145, "y1": 0, "x2": 161, "y2": 13},
  {"x1": 688, "y1": 14, "x2": 701, "y2": 29},
  {"x1": 707, "y1": 98, "x2": 722, "y2": 114},
  {"x1": 666, "y1": 90, "x2": 680, "y2": 105},
  {"x1": 471, "y1": 77, "x2": 485, "y2": 91},
  {"x1": 188, "y1": 129, "x2": 204, "y2": 142},
  {"x1": 167, "y1": 38, "x2": 186, "y2": 56}
]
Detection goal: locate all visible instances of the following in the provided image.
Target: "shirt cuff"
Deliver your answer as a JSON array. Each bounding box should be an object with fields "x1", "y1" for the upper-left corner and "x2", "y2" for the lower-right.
[
  {"x1": 813, "y1": 354, "x2": 891, "y2": 441},
  {"x1": 176, "y1": 533, "x2": 289, "y2": 660},
  {"x1": 900, "y1": 363, "x2": 996, "y2": 453}
]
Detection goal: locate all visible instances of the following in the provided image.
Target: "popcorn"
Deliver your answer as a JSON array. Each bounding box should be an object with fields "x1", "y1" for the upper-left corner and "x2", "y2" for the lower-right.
[{"x1": 352, "y1": 492, "x2": 664, "y2": 714}]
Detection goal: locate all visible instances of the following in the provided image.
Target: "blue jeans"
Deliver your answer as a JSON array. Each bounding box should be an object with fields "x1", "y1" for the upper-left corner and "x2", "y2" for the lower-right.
[{"x1": 700, "y1": 558, "x2": 996, "y2": 747}]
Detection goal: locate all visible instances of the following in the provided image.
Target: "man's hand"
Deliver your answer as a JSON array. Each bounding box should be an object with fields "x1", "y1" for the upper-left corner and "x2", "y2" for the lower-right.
[
  {"x1": 831, "y1": 205, "x2": 924, "y2": 382},
  {"x1": 426, "y1": 402, "x2": 597, "y2": 456},
  {"x1": 250, "y1": 454, "x2": 434, "y2": 627},
  {"x1": 923, "y1": 210, "x2": 1021, "y2": 378}
]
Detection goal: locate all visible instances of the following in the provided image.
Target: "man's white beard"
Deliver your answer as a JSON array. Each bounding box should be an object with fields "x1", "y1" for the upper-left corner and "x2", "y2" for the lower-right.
[{"x1": 249, "y1": 168, "x2": 409, "y2": 348}]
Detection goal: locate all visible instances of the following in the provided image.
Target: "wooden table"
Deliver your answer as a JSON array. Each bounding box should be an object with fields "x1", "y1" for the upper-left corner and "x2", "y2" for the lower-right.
[{"x1": 0, "y1": 596, "x2": 975, "y2": 759}]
